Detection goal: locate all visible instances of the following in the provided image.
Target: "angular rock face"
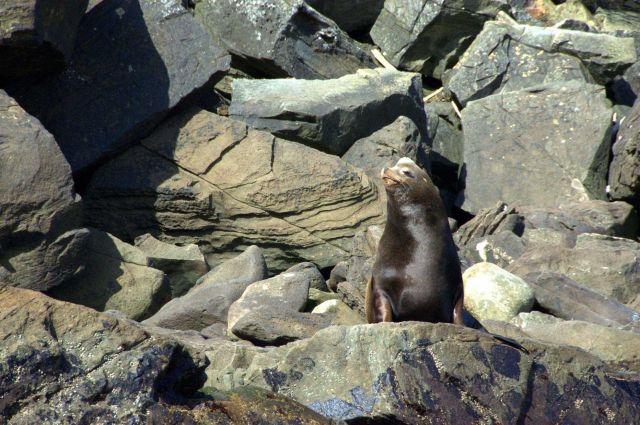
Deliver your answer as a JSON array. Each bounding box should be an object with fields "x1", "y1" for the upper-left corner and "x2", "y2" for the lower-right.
[
  {"x1": 229, "y1": 69, "x2": 427, "y2": 155},
  {"x1": 460, "y1": 81, "x2": 613, "y2": 213},
  {"x1": 0, "y1": 0, "x2": 88, "y2": 81},
  {"x1": 0, "y1": 90, "x2": 86, "y2": 290},
  {"x1": 306, "y1": 0, "x2": 384, "y2": 33},
  {"x1": 445, "y1": 19, "x2": 636, "y2": 106},
  {"x1": 370, "y1": 0, "x2": 508, "y2": 79},
  {"x1": 609, "y1": 99, "x2": 640, "y2": 209},
  {"x1": 205, "y1": 322, "x2": 640, "y2": 423},
  {"x1": 46, "y1": 228, "x2": 171, "y2": 321},
  {"x1": 6, "y1": 0, "x2": 231, "y2": 175},
  {"x1": 85, "y1": 109, "x2": 385, "y2": 271},
  {"x1": 0, "y1": 287, "x2": 208, "y2": 424}
]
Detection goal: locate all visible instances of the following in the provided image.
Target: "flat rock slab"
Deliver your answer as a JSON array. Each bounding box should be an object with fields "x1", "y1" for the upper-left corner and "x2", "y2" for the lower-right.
[
  {"x1": 230, "y1": 68, "x2": 426, "y2": 155},
  {"x1": 370, "y1": 0, "x2": 508, "y2": 79},
  {"x1": 0, "y1": 0, "x2": 88, "y2": 80},
  {"x1": 460, "y1": 80, "x2": 612, "y2": 213},
  {"x1": 6, "y1": 0, "x2": 230, "y2": 175},
  {"x1": 85, "y1": 109, "x2": 385, "y2": 272},
  {"x1": 205, "y1": 322, "x2": 640, "y2": 423},
  {"x1": 445, "y1": 19, "x2": 636, "y2": 106},
  {"x1": 193, "y1": 0, "x2": 374, "y2": 79},
  {"x1": 609, "y1": 98, "x2": 640, "y2": 209},
  {"x1": 143, "y1": 246, "x2": 268, "y2": 331},
  {"x1": 0, "y1": 90, "x2": 85, "y2": 290}
]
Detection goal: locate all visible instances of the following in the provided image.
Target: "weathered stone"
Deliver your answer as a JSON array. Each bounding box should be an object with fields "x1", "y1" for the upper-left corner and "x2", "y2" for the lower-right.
[
  {"x1": 0, "y1": 287, "x2": 208, "y2": 423},
  {"x1": 460, "y1": 81, "x2": 613, "y2": 213},
  {"x1": 522, "y1": 271, "x2": 640, "y2": 333},
  {"x1": 230, "y1": 69, "x2": 427, "y2": 155},
  {"x1": 609, "y1": 99, "x2": 640, "y2": 210},
  {"x1": 205, "y1": 322, "x2": 640, "y2": 423},
  {"x1": 454, "y1": 202, "x2": 524, "y2": 247},
  {"x1": 134, "y1": 233, "x2": 208, "y2": 297},
  {"x1": 312, "y1": 299, "x2": 366, "y2": 326},
  {"x1": 193, "y1": 0, "x2": 374, "y2": 79},
  {"x1": 85, "y1": 109, "x2": 385, "y2": 272},
  {"x1": 326, "y1": 261, "x2": 348, "y2": 292},
  {"x1": 0, "y1": 90, "x2": 85, "y2": 290},
  {"x1": 336, "y1": 281, "x2": 367, "y2": 318},
  {"x1": 610, "y1": 60, "x2": 640, "y2": 106},
  {"x1": 0, "y1": 0, "x2": 88, "y2": 81},
  {"x1": 463, "y1": 262, "x2": 535, "y2": 322},
  {"x1": 595, "y1": 7, "x2": 640, "y2": 33},
  {"x1": 306, "y1": 0, "x2": 384, "y2": 33},
  {"x1": 509, "y1": 233, "x2": 640, "y2": 305},
  {"x1": 512, "y1": 311, "x2": 640, "y2": 370},
  {"x1": 143, "y1": 246, "x2": 268, "y2": 331},
  {"x1": 460, "y1": 231, "x2": 527, "y2": 268},
  {"x1": 306, "y1": 288, "x2": 340, "y2": 311},
  {"x1": 47, "y1": 228, "x2": 170, "y2": 321},
  {"x1": 370, "y1": 0, "x2": 508, "y2": 79},
  {"x1": 6, "y1": 0, "x2": 231, "y2": 175}
]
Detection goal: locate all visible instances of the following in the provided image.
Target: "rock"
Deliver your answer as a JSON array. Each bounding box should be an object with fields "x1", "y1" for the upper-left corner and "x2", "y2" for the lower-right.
[
  {"x1": 345, "y1": 225, "x2": 382, "y2": 285},
  {"x1": 306, "y1": 0, "x2": 384, "y2": 33},
  {"x1": 509, "y1": 233, "x2": 640, "y2": 305},
  {"x1": 0, "y1": 90, "x2": 86, "y2": 290},
  {"x1": 143, "y1": 246, "x2": 268, "y2": 331},
  {"x1": 47, "y1": 228, "x2": 170, "y2": 321},
  {"x1": 511, "y1": 311, "x2": 640, "y2": 370},
  {"x1": 454, "y1": 202, "x2": 524, "y2": 247},
  {"x1": 227, "y1": 262, "x2": 318, "y2": 333},
  {"x1": 306, "y1": 288, "x2": 340, "y2": 311},
  {"x1": 229, "y1": 69, "x2": 427, "y2": 155},
  {"x1": 370, "y1": 0, "x2": 508, "y2": 79},
  {"x1": 459, "y1": 231, "x2": 527, "y2": 268},
  {"x1": 594, "y1": 7, "x2": 640, "y2": 34},
  {"x1": 312, "y1": 299, "x2": 366, "y2": 326},
  {"x1": 193, "y1": 0, "x2": 374, "y2": 79},
  {"x1": 610, "y1": 60, "x2": 640, "y2": 106},
  {"x1": 463, "y1": 262, "x2": 535, "y2": 322},
  {"x1": 336, "y1": 281, "x2": 367, "y2": 318},
  {"x1": 609, "y1": 99, "x2": 640, "y2": 210},
  {"x1": 460, "y1": 81, "x2": 613, "y2": 213},
  {"x1": 0, "y1": 0, "x2": 88, "y2": 81},
  {"x1": 205, "y1": 322, "x2": 640, "y2": 423},
  {"x1": 85, "y1": 109, "x2": 385, "y2": 272},
  {"x1": 522, "y1": 271, "x2": 640, "y2": 333},
  {"x1": 230, "y1": 309, "x2": 333, "y2": 346},
  {"x1": 134, "y1": 233, "x2": 208, "y2": 297},
  {"x1": 0, "y1": 287, "x2": 208, "y2": 423},
  {"x1": 326, "y1": 261, "x2": 348, "y2": 292},
  {"x1": 5, "y1": 0, "x2": 231, "y2": 175}
]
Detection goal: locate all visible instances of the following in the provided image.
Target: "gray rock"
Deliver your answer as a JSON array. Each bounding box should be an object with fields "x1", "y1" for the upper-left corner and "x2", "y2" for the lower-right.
[
  {"x1": 306, "y1": 288, "x2": 340, "y2": 311},
  {"x1": 0, "y1": 90, "x2": 85, "y2": 290},
  {"x1": 312, "y1": 299, "x2": 365, "y2": 326},
  {"x1": 609, "y1": 99, "x2": 640, "y2": 210},
  {"x1": 424, "y1": 102, "x2": 464, "y2": 195},
  {"x1": 134, "y1": 233, "x2": 208, "y2": 297},
  {"x1": 47, "y1": 228, "x2": 171, "y2": 321},
  {"x1": 463, "y1": 262, "x2": 535, "y2": 322},
  {"x1": 335, "y1": 280, "x2": 367, "y2": 318},
  {"x1": 85, "y1": 109, "x2": 385, "y2": 272},
  {"x1": 460, "y1": 81, "x2": 613, "y2": 213},
  {"x1": 193, "y1": 0, "x2": 374, "y2": 79},
  {"x1": 0, "y1": 0, "x2": 88, "y2": 81},
  {"x1": 306, "y1": 0, "x2": 384, "y2": 33},
  {"x1": 205, "y1": 322, "x2": 640, "y2": 423},
  {"x1": 143, "y1": 245, "x2": 268, "y2": 331},
  {"x1": 610, "y1": 60, "x2": 640, "y2": 106},
  {"x1": 370, "y1": 0, "x2": 508, "y2": 79},
  {"x1": 230, "y1": 69, "x2": 427, "y2": 155},
  {"x1": 0, "y1": 287, "x2": 208, "y2": 423},
  {"x1": 326, "y1": 261, "x2": 348, "y2": 292},
  {"x1": 454, "y1": 202, "x2": 524, "y2": 247},
  {"x1": 460, "y1": 231, "x2": 527, "y2": 268},
  {"x1": 6, "y1": 0, "x2": 231, "y2": 174}
]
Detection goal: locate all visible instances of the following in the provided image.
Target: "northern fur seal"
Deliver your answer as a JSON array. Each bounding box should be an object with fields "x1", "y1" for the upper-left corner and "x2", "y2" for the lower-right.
[{"x1": 365, "y1": 157, "x2": 464, "y2": 324}]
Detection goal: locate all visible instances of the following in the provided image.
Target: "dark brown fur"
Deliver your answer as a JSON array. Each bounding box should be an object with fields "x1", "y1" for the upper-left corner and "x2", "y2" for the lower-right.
[{"x1": 365, "y1": 158, "x2": 464, "y2": 325}]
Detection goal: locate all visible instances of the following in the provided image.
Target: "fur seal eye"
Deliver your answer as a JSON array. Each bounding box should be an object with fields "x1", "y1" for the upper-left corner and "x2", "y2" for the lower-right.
[{"x1": 401, "y1": 169, "x2": 414, "y2": 178}]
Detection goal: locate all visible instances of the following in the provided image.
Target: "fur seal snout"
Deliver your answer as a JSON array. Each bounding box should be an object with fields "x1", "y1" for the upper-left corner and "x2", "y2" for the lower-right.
[{"x1": 365, "y1": 157, "x2": 464, "y2": 325}]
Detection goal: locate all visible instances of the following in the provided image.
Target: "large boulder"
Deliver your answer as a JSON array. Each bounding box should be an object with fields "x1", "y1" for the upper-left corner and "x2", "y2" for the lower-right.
[
  {"x1": 0, "y1": 0, "x2": 88, "y2": 81},
  {"x1": 46, "y1": 228, "x2": 171, "y2": 321},
  {"x1": 609, "y1": 99, "x2": 640, "y2": 210},
  {"x1": 5, "y1": 0, "x2": 231, "y2": 175},
  {"x1": 460, "y1": 80, "x2": 613, "y2": 213},
  {"x1": 193, "y1": 0, "x2": 374, "y2": 79},
  {"x1": 205, "y1": 322, "x2": 640, "y2": 423},
  {"x1": 445, "y1": 18, "x2": 636, "y2": 106},
  {"x1": 0, "y1": 287, "x2": 208, "y2": 423},
  {"x1": 0, "y1": 90, "x2": 86, "y2": 290},
  {"x1": 142, "y1": 246, "x2": 268, "y2": 331},
  {"x1": 306, "y1": 0, "x2": 384, "y2": 33},
  {"x1": 229, "y1": 69, "x2": 427, "y2": 155},
  {"x1": 370, "y1": 0, "x2": 508, "y2": 79},
  {"x1": 85, "y1": 109, "x2": 385, "y2": 272}
]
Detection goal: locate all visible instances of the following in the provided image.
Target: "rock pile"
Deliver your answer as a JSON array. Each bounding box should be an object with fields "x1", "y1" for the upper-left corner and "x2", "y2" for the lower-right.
[{"x1": 2, "y1": 0, "x2": 640, "y2": 423}]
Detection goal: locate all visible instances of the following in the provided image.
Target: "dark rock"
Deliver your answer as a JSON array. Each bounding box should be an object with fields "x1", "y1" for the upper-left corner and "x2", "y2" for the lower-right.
[
  {"x1": 0, "y1": 0, "x2": 88, "y2": 81},
  {"x1": 460, "y1": 81, "x2": 613, "y2": 213},
  {"x1": 454, "y1": 202, "x2": 524, "y2": 247},
  {"x1": 306, "y1": 0, "x2": 384, "y2": 33},
  {"x1": 193, "y1": 0, "x2": 374, "y2": 79},
  {"x1": 229, "y1": 69, "x2": 427, "y2": 155},
  {"x1": 336, "y1": 280, "x2": 366, "y2": 318},
  {"x1": 609, "y1": 60, "x2": 640, "y2": 106},
  {"x1": 0, "y1": 90, "x2": 85, "y2": 290},
  {"x1": 6, "y1": 0, "x2": 231, "y2": 175},
  {"x1": 609, "y1": 99, "x2": 640, "y2": 210},
  {"x1": 370, "y1": 0, "x2": 508, "y2": 79},
  {"x1": 459, "y1": 231, "x2": 527, "y2": 268}
]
